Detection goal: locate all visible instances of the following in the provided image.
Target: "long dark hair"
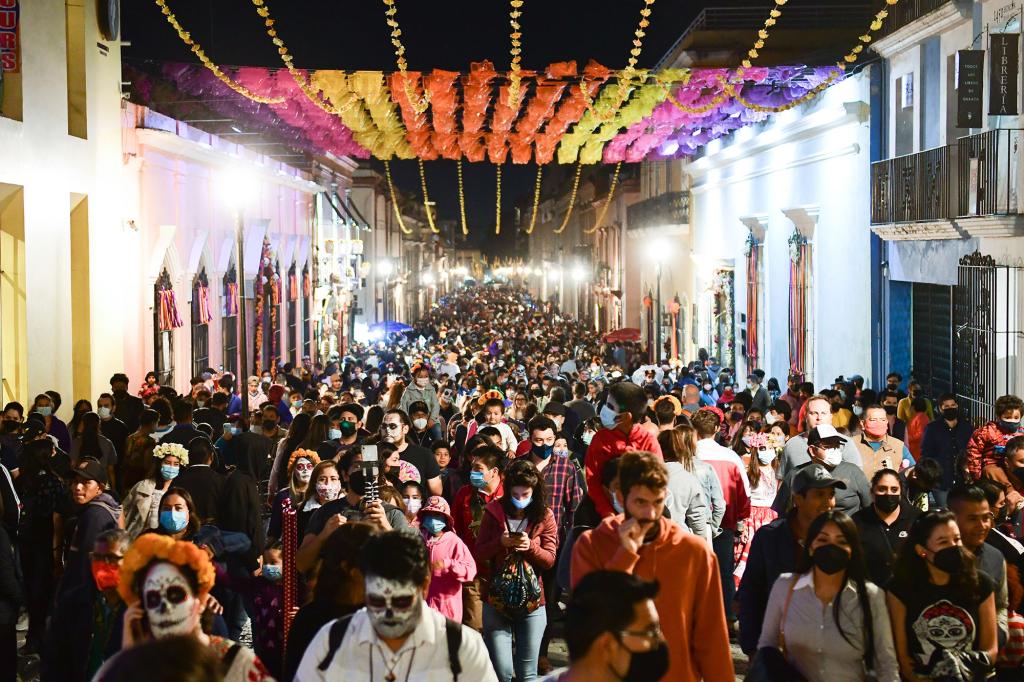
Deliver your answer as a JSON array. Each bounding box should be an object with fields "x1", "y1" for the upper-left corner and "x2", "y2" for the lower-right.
[
  {"x1": 68, "y1": 399, "x2": 93, "y2": 434},
  {"x1": 501, "y1": 458, "x2": 548, "y2": 526},
  {"x1": 156, "y1": 487, "x2": 202, "y2": 539},
  {"x1": 77, "y1": 412, "x2": 103, "y2": 457},
  {"x1": 300, "y1": 414, "x2": 330, "y2": 450},
  {"x1": 794, "y1": 510, "x2": 871, "y2": 649},
  {"x1": 313, "y1": 521, "x2": 376, "y2": 605},
  {"x1": 892, "y1": 509, "x2": 982, "y2": 599},
  {"x1": 284, "y1": 413, "x2": 312, "y2": 451}
]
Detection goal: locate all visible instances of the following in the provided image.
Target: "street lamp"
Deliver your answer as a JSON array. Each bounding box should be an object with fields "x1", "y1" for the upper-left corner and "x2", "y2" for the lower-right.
[
  {"x1": 220, "y1": 169, "x2": 253, "y2": 423},
  {"x1": 378, "y1": 258, "x2": 393, "y2": 329},
  {"x1": 647, "y1": 238, "x2": 672, "y2": 363}
]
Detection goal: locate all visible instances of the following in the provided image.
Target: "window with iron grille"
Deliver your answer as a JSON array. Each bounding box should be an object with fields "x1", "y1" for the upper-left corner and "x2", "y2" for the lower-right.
[
  {"x1": 222, "y1": 267, "x2": 238, "y2": 377},
  {"x1": 191, "y1": 269, "x2": 210, "y2": 379},
  {"x1": 154, "y1": 269, "x2": 175, "y2": 386},
  {"x1": 303, "y1": 265, "x2": 313, "y2": 359}
]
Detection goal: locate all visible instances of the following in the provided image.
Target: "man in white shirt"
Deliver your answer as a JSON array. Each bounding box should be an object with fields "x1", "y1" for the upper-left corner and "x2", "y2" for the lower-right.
[
  {"x1": 778, "y1": 394, "x2": 863, "y2": 479},
  {"x1": 296, "y1": 531, "x2": 497, "y2": 681}
]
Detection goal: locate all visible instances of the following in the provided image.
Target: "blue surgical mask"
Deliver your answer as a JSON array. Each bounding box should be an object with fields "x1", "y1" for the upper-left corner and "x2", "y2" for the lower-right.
[
  {"x1": 599, "y1": 403, "x2": 619, "y2": 428},
  {"x1": 582, "y1": 431, "x2": 595, "y2": 446},
  {"x1": 423, "y1": 517, "x2": 447, "y2": 535},
  {"x1": 469, "y1": 471, "x2": 487, "y2": 488},
  {"x1": 36, "y1": 406, "x2": 52, "y2": 417},
  {"x1": 262, "y1": 564, "x2": 282, "y2": 582},
  {"x1": 531, "y1": 443, "x2": 554, "y2": 460},
  {"x1": 328, "y1": 428, "x2": 342, "y2": 441},
  {"x1": 511, "y1": 494, "x2": 532, "y2": 510},
  {"x1": 161, "y1": 464, "x2": 180, "y2": 480},
  {"x1": 230, "y1": 427, "x2": 241, "y2": 436},
  {"x1": 159, "y1": 509, "x2": 188, "y2": 533}
]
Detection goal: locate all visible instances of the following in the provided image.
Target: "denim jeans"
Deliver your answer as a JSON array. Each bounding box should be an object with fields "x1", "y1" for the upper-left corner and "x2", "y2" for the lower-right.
[
  {"x1": 482, "y1": 603, "x2": 547, "y2": 682},
  {"x1": 712, "y1": 528, "x2": 736, "y2": 621}
]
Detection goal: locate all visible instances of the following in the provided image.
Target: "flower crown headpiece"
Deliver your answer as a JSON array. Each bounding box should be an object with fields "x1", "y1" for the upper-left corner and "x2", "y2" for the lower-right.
[
  {"x1": 153, "y1": 442, "x2": 189, "y2": 466},
  {"x1": 288, "y1": 448, "x2": 321, "y2": 472},
  {"x1": 118, "y1": 534, "x2": 215, "y2": 604}
]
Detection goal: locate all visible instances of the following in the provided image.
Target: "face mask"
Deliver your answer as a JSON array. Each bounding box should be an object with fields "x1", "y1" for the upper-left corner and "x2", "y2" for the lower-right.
[
  {"x1": 599, "y1": 403, "x2": 620, "y2": 428},
  {"x1": 261, "y1": 419, "x2": 277, "y2": 431},
  {"x1": 36, "y1": 406, "x2": 51, "y2": 417},
  {"x1": 610, "y1": 491, "x2": 624, "y2": 514},
  {"x1": 997, "y1": 419, "x2": 1021, "y2": 434},
  {"x1": 764, "y1": 413, "x2": 777, "y2": 425},
  {"x1": 582, "y1": 431, "x2": 595, "y2": 446},
  {"x1": 747, "y1": 383, "x2": 757, "y2": 393},
  {"x1": 423, "y1": 516, "x2": 447, "y2": 535},
  {"x1": 412, "y1": 418, "x2": 428, "y2": 430},
  {"x1": 340, "y1": 420, "x2": 357, "y2": 437},
  {"x1": 143, "y1": 563, "x2": 197, "y2": 639},
  {"x1": 615, "y1": 639, "x2": 670, "y2": 682},
  {"x1": 92, "y1": 561, "x2": 121, "y2": 591},
  {"x1": 229, "y1": 427, "x2": 241, "y2": 436},
  {"x1": 365, "y1": 576, "x2": 421, "y2": 639},
  {"x1": 747, "y1": 421, "x2": 762, "y2": 432},
  {"x1": 262, "y1": 564, "x2": 282, "y2": 582},
  {"x1": 97, "y1": 406, "x2": 112, "y2": 419},
  {"x1": 821, "y1": 447, "x2": 843, "y2": 467},
  {"x1": 930, "y1": 545, "x2": 966, "y2": 574},
  {"x1": 852, "y1": 405, "x2": 863, "y2": 417},
  {"x1": 703, "y1": 384, "x2": 712, "y2": 392},
  {"x1": 415, "y1": 378, "x2": 430, "y2": 388},
  {"x1": 159, "y1": 509, "x2": 188, "y2": 533},
  {"x1": 404, "y1": 497, "x2": 422, "y2": 515},
  {"x1": 531, "y1": 443, "x2": 554, "y2": 460},
  {"x1": 1012, "y1": 466, "x2": 1024, "y2": 482},
  {"x1": 757, "y1": 449, "x2": 776, "y2": 465},
  {"x1": 730, "y1": 410, "x2": 744, "y2": 422},
  {"x1": 864, "y1": 420, "x2": 888, "y2": 438},
  {"x1": 328, "y1": 428, "x2": 343, "y2": 441},
  {"x1": 291, "y1": 400, "x2": 303, "y2": 409},
  {"x1": 939, "y1": 407, "x2": 958, "y2": 421},
  {"x1": 511, "y1": 494, "x2": 532, "y2": 510},
  {"x1": 469, "y1": 471, "x2": 488, "y2": 488},
  {"x1": 161, "y1": 464, "x2": 180, "y2": 480},
  {"x1": 883, "y1": 405, "x2": 897, "y2": 416},
  {"x1": 838, "y1": 390, "x2": 847, "y2": 402},
  {"x1": 874, "y1": 493, "x2": 900, "y2": 514},
  {"x1": 316, "y1": 481, "x2": 342, "y2": 501},
  {"x1": 812, "y1": 544, "x2": 850, "y2": 575},
  {"x1": 553, "y1": 448, "x2": 569, "y2": 458}
]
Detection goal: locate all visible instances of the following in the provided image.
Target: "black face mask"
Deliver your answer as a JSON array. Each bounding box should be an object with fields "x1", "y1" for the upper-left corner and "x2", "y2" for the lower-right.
[
  {"x1": 997, "y1": 419, "x2": 1021, "y2": 434},
  {"x1": 874, "y1": 493, "x2": 900, "y2": 514},
  {"x1": 1013, "y1": 466, "x2": 1024, "y2": 482},
  {"x1": 930, "y1": 546, "x2": 966, "y2": 575},
  {"x1": 340, "y1": 420, "x2": 357, "y2": 437},
  {"x1": 883, "y1": 405, "x2": 897, "y2": 416},
  {"x1": 614, "y1": 639, "x2": 670, "y2": 682},
  {"x1": 262, "y1": 419, "x2": 277, "y2": 431},
  {"x1": 811, "y1": 543, "x2": 850, "y2": 575},
  {"x1": 941, "y1": 407, "x2": 959, "y2": 421}
]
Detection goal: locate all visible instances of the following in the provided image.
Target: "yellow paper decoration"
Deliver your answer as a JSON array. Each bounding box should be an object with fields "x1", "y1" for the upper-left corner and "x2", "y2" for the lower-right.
[{"x1": 583, "y1": 162, "x2": 621, "y2": 234}]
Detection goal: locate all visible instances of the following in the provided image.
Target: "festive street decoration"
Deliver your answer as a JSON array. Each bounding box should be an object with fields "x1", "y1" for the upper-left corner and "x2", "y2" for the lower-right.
[
  {"x1": 456, "y1": 159, "x2": 470, "y2": 236},
  {"x1": 584, "y1": 161, "x2": 622, "y2": 235},
  {"x1": 554, "y1": 163, "x2": 583, "y2": 234},
  {"x1": 523, "y1": 166, "x2": 543, "y2": 235}
]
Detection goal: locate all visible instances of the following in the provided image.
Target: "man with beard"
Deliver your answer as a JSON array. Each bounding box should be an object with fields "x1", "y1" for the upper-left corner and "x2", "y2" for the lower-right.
[
  {"x1": 571, "y1": 451, "x2": 733, "y2": 681},
  {"x1": 296, "y1": 531, "x2": 497, "y2": 680}
]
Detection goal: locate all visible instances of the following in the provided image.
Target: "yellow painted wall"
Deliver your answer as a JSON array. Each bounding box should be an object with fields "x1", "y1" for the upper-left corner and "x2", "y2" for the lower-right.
[
  {"x1": 70, "y1": 192, "x2": 90, "y2": 400},
  {"x1": 0, "y1": 184, "x2": 27, "y2": 405}
]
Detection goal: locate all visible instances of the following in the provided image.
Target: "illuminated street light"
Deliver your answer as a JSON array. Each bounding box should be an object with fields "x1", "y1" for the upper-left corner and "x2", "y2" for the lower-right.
[
  {"x1": 548, "y1": 268, "x2": 561, "y2": 282},
  {"x1": 219, "y1": 168, "x2": 254, "y2": 423},
  {"x1": 422, "y1": 271, "x2": 435, "y2": 285},
  {"x1": 572, "y1": 265, "x2": 588, "y2": 282},
  {"x1": 377, "y1": 258, "x2": 394, "y2": 277}
]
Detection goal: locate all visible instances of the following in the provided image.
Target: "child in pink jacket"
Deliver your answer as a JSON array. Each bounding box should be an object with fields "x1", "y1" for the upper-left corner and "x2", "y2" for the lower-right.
[{"x1": 418, "y1": 496, "x2": 477, "y2": 621}]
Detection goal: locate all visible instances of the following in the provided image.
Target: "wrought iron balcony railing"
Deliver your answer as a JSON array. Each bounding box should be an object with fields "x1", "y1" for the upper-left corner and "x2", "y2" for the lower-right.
[{"x1": 627, "y1": 191, "x2": 690, "y2": 231}]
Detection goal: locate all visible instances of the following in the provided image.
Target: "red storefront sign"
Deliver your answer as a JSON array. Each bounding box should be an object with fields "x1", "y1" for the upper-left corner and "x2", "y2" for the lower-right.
[{"x1": 0, "y1": 0, "x2": 18, "y2": 73}]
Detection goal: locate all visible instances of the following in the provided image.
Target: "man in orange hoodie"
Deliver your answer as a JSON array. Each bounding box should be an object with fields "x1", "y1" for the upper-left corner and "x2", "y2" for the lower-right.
[{"x1": 571, "y1": 451, "x2": 734, "y2": 682}]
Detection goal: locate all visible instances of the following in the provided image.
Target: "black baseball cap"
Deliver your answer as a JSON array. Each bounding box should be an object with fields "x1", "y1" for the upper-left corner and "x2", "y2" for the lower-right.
[
  {"x1": 792, "y1": 463, "x2": 847, "y2": 495},
  {"x1": 73, "y1": 458, "x2": 108, "y2": 486},
  {"x1": 338, "y1": 403, "x2": 365, "y2": 421}
]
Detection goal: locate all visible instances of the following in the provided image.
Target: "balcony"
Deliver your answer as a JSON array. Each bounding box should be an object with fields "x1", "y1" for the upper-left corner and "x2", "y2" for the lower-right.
[
  {"x1": 877, "y1": 0, "x2": 953, "y2": 36},
  {"x1": 870, "y1": 129, "x2": 1024, "y2": 241},
  {"x1": 626, "y1": 191, "x2": 690, "y2": 236}
]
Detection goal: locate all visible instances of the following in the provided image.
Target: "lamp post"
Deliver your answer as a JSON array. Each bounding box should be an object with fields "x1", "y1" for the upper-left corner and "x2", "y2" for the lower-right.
[
  {"x1": 572, "y1": 264, "x2": 588, "y2": 321},
  {"x1": 378, "y1": 258, "x2": 394, "y2": 333},
  {"x1": 222, "y1": 171, "x2": 251, "y2": 424},
  {"x1": 647, "y1": 239, "x2": 672, "y2": 364}
]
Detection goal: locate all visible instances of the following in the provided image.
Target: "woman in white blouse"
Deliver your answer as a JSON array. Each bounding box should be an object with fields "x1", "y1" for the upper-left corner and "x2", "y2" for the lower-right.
[{"x1": 757, "y1": 510, "x2": 900, "y2": 681}]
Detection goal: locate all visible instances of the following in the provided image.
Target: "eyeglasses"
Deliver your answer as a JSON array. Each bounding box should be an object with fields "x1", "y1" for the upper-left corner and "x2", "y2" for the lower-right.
[{"x1": 618, "y1": 624, "x2": 664, "y2": 649}]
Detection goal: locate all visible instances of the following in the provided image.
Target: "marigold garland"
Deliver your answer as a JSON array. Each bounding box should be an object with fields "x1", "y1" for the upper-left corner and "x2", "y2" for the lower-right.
[
  {"x1": 582, "y1": 0, "x2": 656, "y2": 123},
  {"x1": 508, "y1": 0, "x2": 525, "y2": 104},
  {"x1": 287, "y1": 448, "x2": 320, "y2": 474},
  {"x1": 726, "y1": 69, "x2": 843, "y2": 113},
  {"x1": 384, "y1": 160, "x2": 414, "y2": 235},
  {"x1": 737, "y1": 0, "x2": 788, "y2": 77},
  {"x1": 418, "y1": 159, "x2": 441, "y2": 234},
  {"x1": 554, "y1": 163, "x2": 583, "y2": 234},
  {"x1": 457, "y1": 158, "x2": 470, "y2": 235},
  {"x1": 495, "y1": 164, "x2": 503, "y2": 235},
  {"x1": 842, "y1": 0, "x2": 900, "y2": 67},
  {"x1": 118, "y1": 535, "x2": 216, "y2": 605},
  {"x1": 154, "y1": 0, "x2": 283, "y2": 104},
  {"x1": 524, "y1": 165, "x2": 543, "y2": 235},
  {"x1": 584, "y1": 161, "x2": 621, "y2": 235},
  {"x1": 382, "y1": 0, "x2": 430, "y2": 114}
]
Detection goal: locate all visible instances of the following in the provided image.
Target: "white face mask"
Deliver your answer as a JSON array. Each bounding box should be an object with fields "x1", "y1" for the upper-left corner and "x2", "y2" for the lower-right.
[
  {"x1": 403, "y1": 497, "x2": 422, "y2": 514},
  {"x1": 821, "y1": 447, "x2": 843, "y2": 467},
  {"x1": 143, "y1": 562, "x2": 198, "y2": 639},
  {"x1": 316, "y1": 481, "x2": 342, "y2": 501},
  {"x1": 852, "y1": 405, "x2": 864, "y2": 417},
  {"x1": 364, "y1": 576, "x2": 421, "y2": 639},
  {"x1": 412, "y1": 418, "x2": 428, "y2": 430},
  {"x1": 415, "y1": 377, "x2": 430, "y2": 388},
  {"x1": 97, "y1": 406, "x2": 112, "y2": 419},
  {"x1": 764, "y1": 413, "x2": 777, "y2": 425},
  {"x1": 757, "y1": 448, "x2": 777, "y2": 465}
]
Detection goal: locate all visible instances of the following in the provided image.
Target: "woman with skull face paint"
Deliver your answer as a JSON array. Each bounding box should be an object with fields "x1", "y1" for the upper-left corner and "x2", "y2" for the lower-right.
[
  {"x1": 476, "y1": 459, "x2": 558, "y2": 682},
  {"x1": 109, "y1": 534, "x2": 273, "y2": 682},
  {"x1": 758, "y1": 511, "x2": 899, "y2": 681},
  {"x1": 267, "y1": 449, "x2": 321, "y2": 545},
  {"x1": 887, "y1": 510, "x2": 998, "y2": 681}
]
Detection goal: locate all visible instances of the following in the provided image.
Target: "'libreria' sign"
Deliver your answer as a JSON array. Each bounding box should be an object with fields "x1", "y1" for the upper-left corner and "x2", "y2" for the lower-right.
[{"x1": 990, "y1": 33, "x2": 1020, "y2": 116}]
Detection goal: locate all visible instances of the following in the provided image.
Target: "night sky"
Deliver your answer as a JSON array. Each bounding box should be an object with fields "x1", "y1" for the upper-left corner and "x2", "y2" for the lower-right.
[{"x1": 122, "y1": 0, "x2": 697, "y2": 250}]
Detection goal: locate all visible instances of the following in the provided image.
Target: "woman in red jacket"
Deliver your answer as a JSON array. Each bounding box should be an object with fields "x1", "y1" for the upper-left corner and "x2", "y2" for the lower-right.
[{"x1": 475, "y1": 459, "x2": 557, "y2": 682}]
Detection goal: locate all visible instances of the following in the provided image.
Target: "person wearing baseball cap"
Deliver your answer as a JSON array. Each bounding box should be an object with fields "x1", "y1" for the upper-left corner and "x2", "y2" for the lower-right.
[
  {"x1": 60, "y1": 459, "x2": 121, "y2": 599},
  {"x1": 772, "y1": 425, "x2": 871, "y2": 518}
]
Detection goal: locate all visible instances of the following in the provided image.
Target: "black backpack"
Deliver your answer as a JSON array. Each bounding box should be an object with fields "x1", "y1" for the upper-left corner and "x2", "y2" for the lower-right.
[{"x1": 316, "y1": 613, "x2": 463, "y2": 680}]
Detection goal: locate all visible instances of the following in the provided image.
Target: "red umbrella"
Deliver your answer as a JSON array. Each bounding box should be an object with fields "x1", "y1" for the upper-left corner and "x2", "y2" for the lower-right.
[{"x1": 604, "y1": 328, "x2": 641, "y2": 342}]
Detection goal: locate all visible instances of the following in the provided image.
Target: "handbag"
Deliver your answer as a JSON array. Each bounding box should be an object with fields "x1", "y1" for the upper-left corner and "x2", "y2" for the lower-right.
[
  {"x1": 487, "y1": 522, "x2": 542, "y2": 618},
  {"x1": 746, "y1": 575, "x2": 809, "y2": 682}
]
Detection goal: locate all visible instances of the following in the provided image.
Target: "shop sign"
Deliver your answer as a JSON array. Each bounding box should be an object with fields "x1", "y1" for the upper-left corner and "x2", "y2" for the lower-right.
[
  {"x1": 989, "y1": 33, "x2": 1020, "y2": 115},
  {"x1": 957, "y1": 50, "x2": 985, "y2": 127},
  {"x1": 0, "y1": 0, "x2": 18, "y2": 73}
]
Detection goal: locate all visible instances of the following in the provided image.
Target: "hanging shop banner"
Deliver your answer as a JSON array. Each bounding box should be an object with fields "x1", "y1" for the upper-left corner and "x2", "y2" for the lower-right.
[
  {"x1": 0, "y1": 0, "x2": 18, "y2": 73},
  {"x1": 957, "y1": 50, "x2": 985, "y2": 127},
  {"x1": 989, "y1": 33, "x2": 1019, "y2": 116}
]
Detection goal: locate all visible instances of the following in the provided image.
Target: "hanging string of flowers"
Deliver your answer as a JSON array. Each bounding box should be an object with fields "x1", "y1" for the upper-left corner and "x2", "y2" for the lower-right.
[
  {"x1": 507, "y1": 0, "x2": 525, "y2": 104},
  {"x1": 153, "y1": 0, "x2": 283, "y2": 104},
  {"x1": 583, "y1": 162, "x2": 621, "y2": 235},
  {"x1": 383, "y1": 161, "x2": 414, "y2": 235},
  {"x1": 457, "y1": 158, "x2": 470, "y2": 236},
  {"x1": 523, "y1": 165, "x2": 543, "y2": 235},
  {"x1": 842, "y1": 0, "x2": 900, "y2": 67},
  {"x1": 736, "y1": 0, "x2": 788, "y2": 77},
  {"x1": 554, "y1": 163, "x2": 583, "y2": 234},
  {"x1": 382, "y1": 0, "x2": 430, "y2": 114},
  {"x1": 495, "y1": 164, "x2": 503, "y2": 235},
  {"x1": 726, "y1": 68, "x2": 843, "y2": 114},
  {"x1": 418, "y1": 159, "x2": 441, "y2": 233},
  {"x1": 581, "y1": 0, "x2": 656, "y2": 123}
]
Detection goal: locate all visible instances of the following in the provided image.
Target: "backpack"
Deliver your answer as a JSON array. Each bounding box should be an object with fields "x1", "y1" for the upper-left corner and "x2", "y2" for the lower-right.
[{"x1": 317, "y1": 612, "x2": 463, "y2": 680}]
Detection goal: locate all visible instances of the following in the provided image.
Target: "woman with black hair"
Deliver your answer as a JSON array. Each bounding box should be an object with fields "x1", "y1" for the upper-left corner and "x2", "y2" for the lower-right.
[
  {"x1": 476, "y1": 458, "x2": 557, "y2": 682},
  {"x1": 122, "y1": 443, "x2": 186, "y2": 539},
  {"x1": 758, "y1": 510, "x2": 899, "y2": 681},
  {"x1": 886, "y1": 510, "x2": 998, "y2": 681},
  {"x1": 70, "y1": 412, "x2": 117, "y2": 484},
  {"x1": 66, "y1": 399, "x2": 92, "y2": 437}
]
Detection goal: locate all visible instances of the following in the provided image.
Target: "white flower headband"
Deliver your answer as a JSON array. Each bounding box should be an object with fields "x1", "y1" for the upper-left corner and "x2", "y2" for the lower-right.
[{"x1": 152, "y1": 442, "x2": 189, "y2": 467}]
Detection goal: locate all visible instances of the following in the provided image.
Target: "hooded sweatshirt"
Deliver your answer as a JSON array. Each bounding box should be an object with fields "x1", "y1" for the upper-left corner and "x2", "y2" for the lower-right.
[
  {"x1": 423, "y1": 528, "x2": 477, "y2": 621},
  {"x1": 399, "y1": 383, "x2": 441, "y2": 421},
  {"x1": 571, "y1": 515, "x2": 734, "y2": 682},
  {"x1": 63, "y1": 492, "x2": 121, "y2": 596}
]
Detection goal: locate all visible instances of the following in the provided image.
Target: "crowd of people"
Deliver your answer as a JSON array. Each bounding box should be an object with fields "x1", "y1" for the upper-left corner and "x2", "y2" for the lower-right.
[{"x1": 0, "y1": 283, "x2": 1022, "y2": 681}]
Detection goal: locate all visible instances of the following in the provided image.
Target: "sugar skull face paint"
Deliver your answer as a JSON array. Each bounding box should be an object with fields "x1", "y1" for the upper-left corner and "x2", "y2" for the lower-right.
[
  {"x1": 142, "y1": 562, "x2": 199, "y2": 639},
  {"x1": 364, "y1": 575, "x2": 420, "y2": 639}
]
